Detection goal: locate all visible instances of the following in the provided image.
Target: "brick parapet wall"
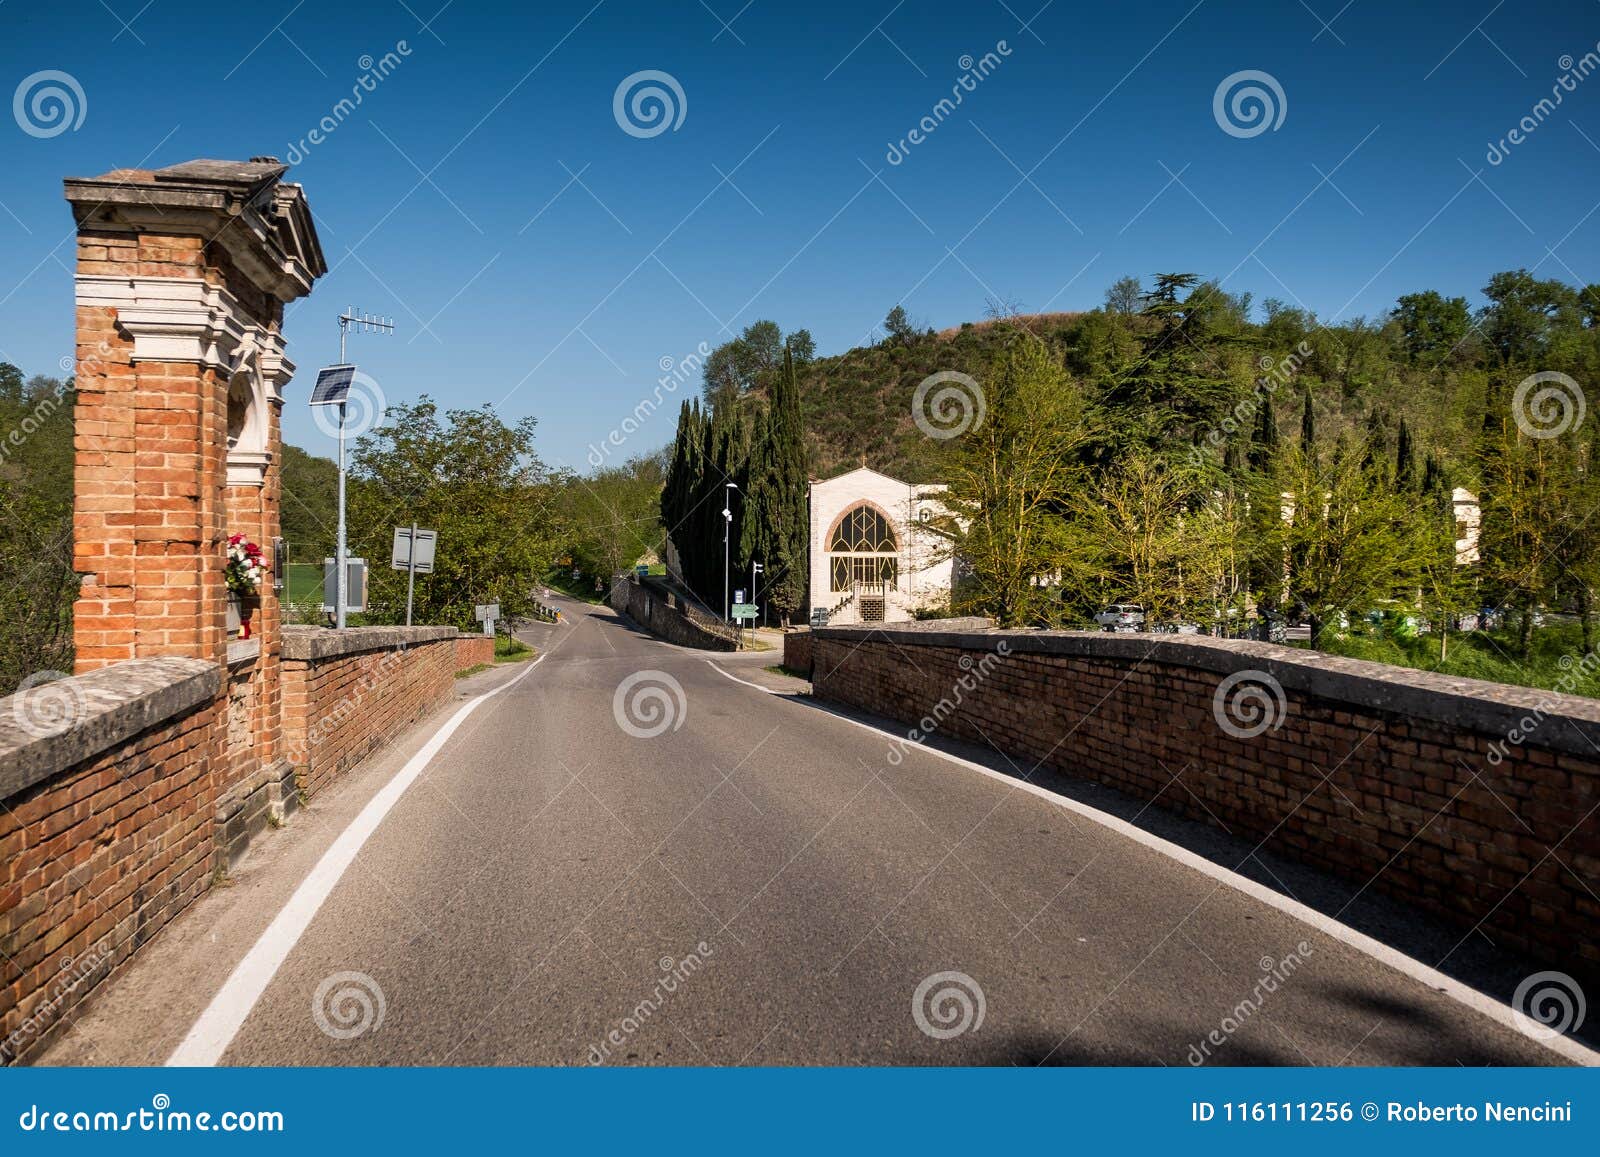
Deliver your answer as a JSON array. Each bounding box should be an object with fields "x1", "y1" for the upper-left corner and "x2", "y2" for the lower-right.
[
  {"x1": 0, "y1": 659, "x2": 221, "y2": 1065},
  {"x1": 280, "y1": 626, "x2": 465, "y2": 798},
  {"x1": 809, "y1": 626, "x2": 1600, "y2": 981},
  {"x1": 454, "y1": 635, "x2": 494, "y2": 670},
  {"x1": 783, "y1": 628, "x2": 813, "y2": 676},
  {"x1": 609, "y1": 576, "x2": 739, "y2": 651}
]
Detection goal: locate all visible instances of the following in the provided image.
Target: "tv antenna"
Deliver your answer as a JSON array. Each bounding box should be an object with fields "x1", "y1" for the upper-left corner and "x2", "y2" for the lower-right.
[{"x1": 338, "y1": 305, "x2": 394, "y2": 362}]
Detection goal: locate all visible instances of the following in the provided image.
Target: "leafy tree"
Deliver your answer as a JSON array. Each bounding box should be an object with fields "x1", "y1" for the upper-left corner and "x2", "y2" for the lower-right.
[
  {"x1": 1481, "y1": 269, "x2": 1579, "y2": 367},
  {"x1": 702, "y1": 320, "x2": 810, "y2": 403},
  {"x1": 1103, "y1": 276, "x2": 1142, "y2": 316},
  {"x1": 930, "y1": 334, "x2": 1088, "y2": 626},
  {"x1": 784, "y1": 329, "x2": 816, "y2": 362},
  {"x1": 883, "y1": 304, "x2": 918, "y2": 346},
  {"x1": 1096, "y1": 273, "x2": 1245, "y2": 456},
  {"x1": 1064, "y1": 453, "x2": 1210, "y2": 623},
  {"x1": 280, "y1": 443, "x2": 338, "y2": 563},
  {"x1": 348, "y1": 398, "x2": 561, "y2": 630},
  {"x1": 559, "y1": 452, "x2": 666, "y2": 583},
  {"x1": 0, "y1": 368, "x2": 77, "y2": 692},
  {"x1": 1393, "y1": 290, "x2": 1471, "y2": 362},
  {"x1": 1276, "y1": 440, "x2": 1429, "y2": 647}
]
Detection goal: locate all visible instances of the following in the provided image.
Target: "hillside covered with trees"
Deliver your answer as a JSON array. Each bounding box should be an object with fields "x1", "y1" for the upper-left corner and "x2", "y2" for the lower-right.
[{"x1": 664, "y1": 269, "x2": 1600, "y2": 684}]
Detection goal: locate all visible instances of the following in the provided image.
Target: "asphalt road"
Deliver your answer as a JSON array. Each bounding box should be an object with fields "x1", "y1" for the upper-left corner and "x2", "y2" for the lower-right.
[{"x1": 53, "y1": 596, "x2": 1579, "y2": 1067}]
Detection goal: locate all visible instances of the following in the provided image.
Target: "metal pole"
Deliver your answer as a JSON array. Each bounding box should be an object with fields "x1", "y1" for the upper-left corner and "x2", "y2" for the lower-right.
[
  {"x1": 405, "y1": 521, "x2": 417, "y2": 627},
  {"x1": 335, "y1": 402, "x2": 348, "y2": 629},
  {"x1": 723, "y1": 512, "x2": 729, "y2": 622}
]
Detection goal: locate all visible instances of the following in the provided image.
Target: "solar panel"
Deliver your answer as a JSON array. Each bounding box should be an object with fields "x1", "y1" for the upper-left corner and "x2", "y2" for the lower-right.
[{"x1": 309, "y1": 364, "x2": 357, "y2": 406}]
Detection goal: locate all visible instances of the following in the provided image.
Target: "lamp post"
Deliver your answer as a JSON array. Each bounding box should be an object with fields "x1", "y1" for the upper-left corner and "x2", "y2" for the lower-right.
[{"x1": 723, "y1": 481, "x2": 738, "y2": 622}]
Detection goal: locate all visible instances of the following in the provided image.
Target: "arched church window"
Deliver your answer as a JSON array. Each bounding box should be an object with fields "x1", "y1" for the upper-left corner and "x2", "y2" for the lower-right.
[
  {"x1": 828, "y1": 503, "x2": 899, "y2": 592},
  {"x1": 829, "y1": 504, "x2": 897, "y2": 553}
]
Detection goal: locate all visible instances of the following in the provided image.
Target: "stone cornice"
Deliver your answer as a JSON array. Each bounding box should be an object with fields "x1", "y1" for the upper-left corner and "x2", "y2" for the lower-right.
[
  {"x1": 280, "y1": 625, "x2": 460, "y2": 662},
  {"x1": 63, "y1": 162, "x2": 324, "y2": 303}
]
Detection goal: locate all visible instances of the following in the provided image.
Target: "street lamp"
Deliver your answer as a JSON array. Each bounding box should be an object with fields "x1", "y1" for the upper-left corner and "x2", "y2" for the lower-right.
[{"x1": 723, "y1": 482, "x2": 738, "y2": 622}]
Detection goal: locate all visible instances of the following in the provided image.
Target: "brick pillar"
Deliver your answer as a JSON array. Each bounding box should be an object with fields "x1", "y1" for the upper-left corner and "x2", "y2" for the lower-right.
[{"x1": 65, "y1": 158, "x2": 326, "y2": 861}]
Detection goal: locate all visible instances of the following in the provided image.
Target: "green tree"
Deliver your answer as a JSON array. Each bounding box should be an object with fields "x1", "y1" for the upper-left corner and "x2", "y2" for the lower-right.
[
  {"x1": 1277, "y1": 440, "x2": 1429, "y2": 647},
  {"x1": 701, "y1": 319, "x2": 803, "y2": 403},
  {"x1": 348, "y1": 398, "x2": 561, "y2": 630},
  {"x1": 1064, "y1": 452, "x2": 1211, "y2": 623},
  {"x1": 1097, "y1": 273, "x2": 1244, "y2": 456},
  {"x1": 559, "y1": 453, "x2": 666, "y2": 583},
  {"x1": 1393, "y1": 290, "x2": 1471, "y2": 362},
  {"x1": 931, "y1": 334, "x2": 1088, "y2": 626},
  {"x1": 740, "y1": 351, "x2": 809, "y2": 624},
  {"x1": 280, "y1": 443, "x2": 338, "y2": 563},
  {"x1": 882, "y1": 305, "x2": 918, "y2": 346},
  {"x1": 0, "y1": 368, "x2": 77, "y2": 692},
  {"x1": 1103, "y1": 275, "x2": 1142, "y2": 316}
]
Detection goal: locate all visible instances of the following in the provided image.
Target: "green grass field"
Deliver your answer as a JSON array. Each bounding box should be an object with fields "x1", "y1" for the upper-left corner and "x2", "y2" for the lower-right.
[{"x1": 285, "y1": 562, "x2": 323, "y2": 605}]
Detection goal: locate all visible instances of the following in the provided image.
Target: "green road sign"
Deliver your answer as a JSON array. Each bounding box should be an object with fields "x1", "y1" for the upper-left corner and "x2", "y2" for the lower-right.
[{"x1": 731, "y1": 603, "x2": 758, "y2": 620}]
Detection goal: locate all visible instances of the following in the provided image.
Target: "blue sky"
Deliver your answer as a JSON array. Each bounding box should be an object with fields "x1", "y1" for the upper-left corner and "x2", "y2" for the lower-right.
[{"x1": 2, "y1": 0, "x2": 1598, "y2": 468}]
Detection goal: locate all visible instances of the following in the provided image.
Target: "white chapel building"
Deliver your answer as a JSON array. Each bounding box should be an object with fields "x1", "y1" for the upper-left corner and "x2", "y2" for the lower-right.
[{"x1": 807, "y1": 466, "x2": 954, "y2": 625}]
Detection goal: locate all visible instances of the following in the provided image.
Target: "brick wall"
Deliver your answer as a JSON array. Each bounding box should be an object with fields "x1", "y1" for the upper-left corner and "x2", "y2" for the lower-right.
[
  {"x1": 281, "y1": 627, "x2": 464, "y2": 799},
  {"x1": 783, "y1": 628, "x2": 813, "y2": 676},
  {"x1": 609, "y1": 575, "x2": 739, "y2": 651},
  {"x1": 0, "y1": 659, "x2": 219, "y2": 1064},
  {"x1": 810, "y1": 626, "x2": 1600, "y2": 982},
  {"x1": 454, "y1": 635, "x2": 494, "y2": 671}
]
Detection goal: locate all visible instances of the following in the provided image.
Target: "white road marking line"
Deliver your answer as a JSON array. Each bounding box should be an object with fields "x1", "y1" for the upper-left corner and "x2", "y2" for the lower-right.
[
  {"x1": 167, "y1": 654, "x2": 546, "y2": 1067},
  {"x1": 704, "y1": 661, "x2": 781, "y2": 694},
  {"x1": 704, "y1": 659, "x2": 1599, "y2": 1066}
]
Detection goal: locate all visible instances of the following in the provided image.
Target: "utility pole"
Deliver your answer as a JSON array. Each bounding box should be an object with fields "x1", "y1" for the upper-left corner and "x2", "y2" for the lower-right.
[
  {"x1": 751, "y1": 559, "x2": 763, "y2": 629},
  {"x1": 323, "y1": 307, "x2": 394, "y2": 629},
  {"x1": 405, "y1": 520, "x2": 418, "y2": 627},
  {"x1": 722, "y1": 481, "x2": 738, "y2": 621}
]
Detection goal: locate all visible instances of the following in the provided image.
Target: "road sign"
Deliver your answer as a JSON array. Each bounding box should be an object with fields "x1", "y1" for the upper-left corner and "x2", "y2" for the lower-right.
[
  {"x1": 731, "y1": 603, "x2": 758, "y2": 621},
  {"x1": 474, "y1": 603, "x2": 500, "y2": 622},
  {"x1": 734, "y1": 589, "x2": 745, "y2": 604},
  {"x1": 321, "y1": 558, "x2": 367, "y2": 614},
  {"x1": 636, "y1": 564, "x2": 648, "y2": 577},
  {"x1": 391, "y1": 526, "x2": 437, "y2": 573}
]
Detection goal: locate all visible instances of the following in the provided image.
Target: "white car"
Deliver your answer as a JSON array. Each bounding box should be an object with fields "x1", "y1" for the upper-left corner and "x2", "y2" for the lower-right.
[{"x1": 1094, "y1": 603, "x2": 1145, "y2": 632}]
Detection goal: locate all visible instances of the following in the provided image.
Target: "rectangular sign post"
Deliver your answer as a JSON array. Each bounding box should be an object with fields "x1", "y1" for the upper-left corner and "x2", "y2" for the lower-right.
[
  {"x1": 474, "y1": 602, "x2": 500, "y2": 639},
  {"x1": 391, "y1": 525, "x2": 437, "y2": 627},
  {"x1": 322, "y1": 558, "x2": 368, "y2": 616}
]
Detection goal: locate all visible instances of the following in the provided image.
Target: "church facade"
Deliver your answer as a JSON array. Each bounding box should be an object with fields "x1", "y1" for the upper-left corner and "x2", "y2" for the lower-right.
[{"x1": 807, "y1": 467, "x2": 954, "y2": 625}]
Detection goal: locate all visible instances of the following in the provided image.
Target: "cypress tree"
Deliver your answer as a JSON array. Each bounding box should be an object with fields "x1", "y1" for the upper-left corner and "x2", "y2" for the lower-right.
[
  {"x1": 1395, "y1": 416, "x2": 1416, "y2": 491},
  {"x1": 766, "y1": 351, "x2": 810, "y2": 623},
  {"x1": 1248, "y1": 395, "x2": 1279, "y2": 470}
]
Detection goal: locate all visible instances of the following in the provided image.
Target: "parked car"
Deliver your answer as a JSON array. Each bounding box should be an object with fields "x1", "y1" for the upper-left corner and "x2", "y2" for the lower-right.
[{"x1": 1094, "y1": 603, "x2": 1145, "y2": 632}]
